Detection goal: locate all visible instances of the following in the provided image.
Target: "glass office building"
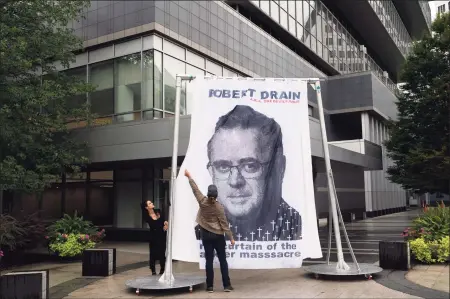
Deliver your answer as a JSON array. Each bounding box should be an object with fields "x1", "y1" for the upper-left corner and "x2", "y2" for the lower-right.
[{"x1": 3, "y1": 1, "x2": 431, "y2": 236}]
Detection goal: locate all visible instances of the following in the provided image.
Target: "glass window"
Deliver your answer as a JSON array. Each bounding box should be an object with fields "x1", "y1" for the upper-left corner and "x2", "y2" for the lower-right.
[
  {"x1": 185, "y1": 64, "x2": 205, "y2": 115},
  {"x1": 223, "y1": 68, "x2": 237, "y2": 77},
  {"x1": 260, "y1": 0, "x2": 270, "y2": 15},
  {"x1": 163, "y1": 55, "x2": 186, "y2": 115},
  {"x1": 296, "y1": 22, "x2": 303, "y2": 40},
  {"x1": 89, "y1": 181, "x2": 114, "y2": 225},
  {"x1": 41, "y1": 189, "x2": 62, "y2": 220},
  {"x1": 186, "y1": 50, "x2": 205, "y2": 69},
  {"x1": 309, "y1": 3, "x2": 316, "y2": 37},
  {"x1": 303, "y1": 2, "x2": 310, "y2": 33},
  {"x1": 270, "y1": 1, "x2": 279, "y2": 22},
  {"x1": 289, "y1": 16, "x2": 296, "y2": 36},
  {"x1": 317, "y1": 41, "x2": 323, "y2": 58},
  {"x1": 163, "y1": 40, "x2": 185, "y2": 60},
  {"x1": 206, "y1": 60, "x2": 222, "y2": 75},
  {"x1": 66, "y1": 172, "x2": 87, "y2": 182},
  {"x1": 296, "y1": 1, "x2": 304, "y2": 26},
  {"x1": 311, "y1": 37, "x2": 317, "y2": 53},
  {"x1": 316, "y1": 9, "x2": 323, "y2": 44},
  {"x1": 326, "y1": 37, "x2": 333, "y2": 46},
  {"x1": 64, "y1": 67, "x2": 87, "y2": 110},
  {"x1": 114, "y1": 53, "x2": 141, "y2": 122},
  {"x1": 280, "y1": 8, "x2": 288, "y2": 29},
  {"x1": 287, "y1": 0, "x2": 295, "y2": 17},
  {"x1": 143, "y1": 50, "x2": 163, "y2": 120},
  {"x1": 65, "y1": 185, "x2": 86, "y2": 217},
  {"x1": 89, "y1": 60, "x2": 114, "y2": 116}
]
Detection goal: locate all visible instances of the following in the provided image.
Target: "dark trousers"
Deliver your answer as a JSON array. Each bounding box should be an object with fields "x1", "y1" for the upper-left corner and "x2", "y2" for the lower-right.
[
  {"x1": 149, "y1": 242, "x2": 165, "y2": 273},
  {"x1": 202, "y1": 233, "x2": 231, "y2": 288}
]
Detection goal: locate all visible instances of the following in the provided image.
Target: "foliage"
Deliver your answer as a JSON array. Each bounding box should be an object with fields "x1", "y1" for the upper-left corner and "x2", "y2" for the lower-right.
[
  {"x1": 402, "y1": 202, "x2": 450, "y2": 241},
  {"x1": 413, "y1": 204, "x2": 450, "y2": 241},
  {"x1": 409, "y1": 236, "x2": 449, "y2": 264},
  {"x1": 0, "y1": 0, "x2": 95, "y2": 194},
  {"x1": 17, "y1": 212, "x2": 47, "y2": 250},
  {"x1": 46, "y1": 211, "x2": 105, "y2": 245},
  {"x1": 385, "y1": 12, "x2": 450, "y2": 194},
  {"x1": 48, "y1": 233, "x2": 96, "y2": 257},
  {"x1": 0, "y1": 214, "x2": 26, "y2": 251}
]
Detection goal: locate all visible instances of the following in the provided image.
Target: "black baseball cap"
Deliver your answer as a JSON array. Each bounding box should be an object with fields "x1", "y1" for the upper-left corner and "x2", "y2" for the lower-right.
[{"x1": 207, "y1": 184, "x2": 218, "y2": 198}]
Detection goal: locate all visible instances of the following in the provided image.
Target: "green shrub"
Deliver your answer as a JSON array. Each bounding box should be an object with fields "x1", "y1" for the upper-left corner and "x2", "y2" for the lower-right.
[
  {"x1": 436, "y1": 236, "x2": 450, "y2": 263},
  {"x1": 409, "y1": 236, "x2": 450, "y2": 264},
  {"x1": 409, "y1": 238, "x2": 434, "y2": 263},
  {"x1": 47, "y1": 211, "x2": 97, "y2": 239},
  {"x1": 403, "y1": 201, "x2": 450, "y2": 241},
  {"x1": 49, "y1": 234, "x2": 96, "y2": 257},
  {"x1": 46, "y1": 211, "x2": 105, "y2": 257}
]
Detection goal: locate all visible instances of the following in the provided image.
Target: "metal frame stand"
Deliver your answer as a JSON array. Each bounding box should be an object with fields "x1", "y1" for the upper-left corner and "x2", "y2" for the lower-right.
[
  {"x1": 125, "y1": 75, "x2": 204, "y2": 295},
  {"x1": 303, "y1": 80, "x2": 382, "y2": 279}
]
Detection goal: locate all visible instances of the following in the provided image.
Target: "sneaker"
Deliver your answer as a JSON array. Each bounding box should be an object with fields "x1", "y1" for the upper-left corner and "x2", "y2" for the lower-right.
[
  {"x1": 224, "y1": 286, "x2": 234, "y2": 292},
  {"x1": 206, "y1": 287, "x2": 214, "y2": 293}
]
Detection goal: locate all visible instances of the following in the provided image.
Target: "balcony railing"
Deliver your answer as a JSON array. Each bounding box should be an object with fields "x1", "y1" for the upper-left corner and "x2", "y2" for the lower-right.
[{"x1": 368, "y1": 0, "x2": 413, "y2": 57}]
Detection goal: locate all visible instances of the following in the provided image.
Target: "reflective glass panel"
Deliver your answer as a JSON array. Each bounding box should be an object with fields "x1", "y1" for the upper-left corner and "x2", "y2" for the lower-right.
[
  {"x1": 163, "y1": 55, "x2": 186, "y2": 114},
  {"x1": 114, "y1": 53, "x2": 141, "y2": 122},
  {"x1": 89, "y1": 60, "x2": 114, "y2": 116}
]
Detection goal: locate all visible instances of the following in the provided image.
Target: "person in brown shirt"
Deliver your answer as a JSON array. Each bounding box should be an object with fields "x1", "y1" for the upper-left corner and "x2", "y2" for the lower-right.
[{"x1": 184, "y1": 169, "x2": 235, "y2": 293}]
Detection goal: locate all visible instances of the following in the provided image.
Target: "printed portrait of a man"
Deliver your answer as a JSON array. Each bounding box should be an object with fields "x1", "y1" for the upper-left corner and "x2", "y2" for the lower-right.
[{"x1": 195, "y1": 105, "x2": 302, "y2": 242}]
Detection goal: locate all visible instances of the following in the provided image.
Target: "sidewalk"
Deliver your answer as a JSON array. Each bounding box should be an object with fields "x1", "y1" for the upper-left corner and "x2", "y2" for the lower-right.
[
  {"x1": 1, "y1": 242, "x2": 149, "y2": 288},
  {"x1": 406, "y1": 264, "x2": 449, "y2": 293},
  {"x1": 3, "y1": 209, "x2": 448, "y2": 298},
  {"x1": 65, "y1": 264, "x2": 418, "y2": 298}
]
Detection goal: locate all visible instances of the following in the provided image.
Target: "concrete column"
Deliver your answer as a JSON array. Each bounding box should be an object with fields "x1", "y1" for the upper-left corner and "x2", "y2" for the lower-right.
[{"x1": 362, "y1": 112, "x2": 373, "y2": 212}]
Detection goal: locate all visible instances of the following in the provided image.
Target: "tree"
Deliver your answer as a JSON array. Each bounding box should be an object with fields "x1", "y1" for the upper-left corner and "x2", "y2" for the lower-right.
[
  {"x1": 0, "y1": 0, "x2": 94, "y2": 193},
  {"x1": 385, "y1": 12, "x2": 450, "y2": 195}
]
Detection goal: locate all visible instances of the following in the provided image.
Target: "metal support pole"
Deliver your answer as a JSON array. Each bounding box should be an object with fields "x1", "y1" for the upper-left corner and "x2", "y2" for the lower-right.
[
  {"x1": 326, "y1": 198, "x2": 332, "y2": 265},
  {"x1": 315, "y1": 82, "x2": 349, "y2": 271},
  {"x1": 159, "y1": 75, "x2": 195, "y2": 284}
]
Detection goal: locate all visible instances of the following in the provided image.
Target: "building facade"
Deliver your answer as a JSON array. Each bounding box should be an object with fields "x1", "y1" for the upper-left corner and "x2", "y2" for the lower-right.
[
  {"x1": 431, "y1": 1, "x2": 450, "y2": 20},
  {"x1": 3, "y1": 1, "x2": 431, "y2": 236}
]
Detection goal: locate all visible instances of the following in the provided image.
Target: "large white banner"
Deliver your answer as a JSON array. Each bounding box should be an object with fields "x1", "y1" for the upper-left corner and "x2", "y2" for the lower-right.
[{"x1": 172, "y1": 77, "x2": 321, "y2": 269}]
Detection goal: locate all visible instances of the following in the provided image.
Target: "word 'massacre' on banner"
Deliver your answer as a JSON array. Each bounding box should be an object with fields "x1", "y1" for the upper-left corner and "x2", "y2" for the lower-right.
[{"x1": 172, "y1": 77, "x2": 322, "y2": 269}]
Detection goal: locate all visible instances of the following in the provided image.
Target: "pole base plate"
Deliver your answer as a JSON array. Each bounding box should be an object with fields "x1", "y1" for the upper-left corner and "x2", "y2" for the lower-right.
[
  {"x1": 125, "y1": 273, "x2": 204, "y2": 293},
  {"x1": 303, "y1": 263, "x2": 382, "y2": 278}
]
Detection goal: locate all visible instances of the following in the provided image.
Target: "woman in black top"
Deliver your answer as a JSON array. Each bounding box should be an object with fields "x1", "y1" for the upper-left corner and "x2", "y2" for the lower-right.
[{"x1": 141, "y1": 200, "x2": 168, "y2": 275}]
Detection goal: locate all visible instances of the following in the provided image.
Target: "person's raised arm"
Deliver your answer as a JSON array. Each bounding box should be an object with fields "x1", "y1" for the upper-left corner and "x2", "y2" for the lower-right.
[{"x1": 184, "y1": 169, "x2": 205, "y2": 203}]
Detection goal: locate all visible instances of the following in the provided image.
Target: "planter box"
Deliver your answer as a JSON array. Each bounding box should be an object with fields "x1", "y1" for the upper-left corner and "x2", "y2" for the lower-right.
[
  {"x1": 342, "y1": 212, "x2": 356, "y2": 223},
  {"x1": 379, "y1": 241, "x2": 411, "y2": 271},
  {"x1": 82, "y1": 248, "x2": 116, "y2": 277},
  {"x1": 0, "y1": 270, "x2": 49, "y2": 299}
]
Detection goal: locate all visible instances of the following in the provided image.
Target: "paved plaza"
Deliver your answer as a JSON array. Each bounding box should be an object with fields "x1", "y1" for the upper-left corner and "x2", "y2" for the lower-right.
[
  {"x1": 406, "y1": 264, "x2": 449, "y2": 293},
  {"x1": 65, "y1": 265, "x2": 419, "y2": 299},
  {"x1": 3, "y1": 209, "x2": 449, "y2": 298}
]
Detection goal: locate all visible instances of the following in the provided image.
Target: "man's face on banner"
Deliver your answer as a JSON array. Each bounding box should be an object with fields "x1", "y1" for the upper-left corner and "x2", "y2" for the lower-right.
[{"x1": 208, "y1": 127, "x2": 269, "y2": 218}]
